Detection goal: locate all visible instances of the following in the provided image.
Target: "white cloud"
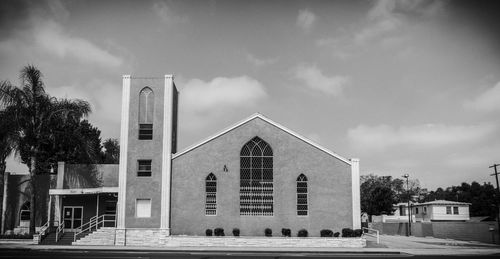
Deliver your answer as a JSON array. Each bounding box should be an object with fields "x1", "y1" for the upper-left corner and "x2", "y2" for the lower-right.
[
  {"x1": 182, "y1": 76, "x2": 267, "y2": 113},
  {"x1": 293, "y1": 64, "x2": 349, "y2": 96},
  {"x1": 464, "y1": 81, "x2": 500, "y2": 112},
  {"x1": 245, "y1": 53, "x2": 277, "y2": 67},
  {"x1": 296, "y1": 9, "x2": 316, "y2": 31},
  {"x1": 348, "y1": 123, "x2": 496, "y2": 151},
  {"x1": 153, "y1": 1, "x2": 189, "y2": 25},
  {"x1": 34, "y1": 21, "x2": 123, "y2": 68}
]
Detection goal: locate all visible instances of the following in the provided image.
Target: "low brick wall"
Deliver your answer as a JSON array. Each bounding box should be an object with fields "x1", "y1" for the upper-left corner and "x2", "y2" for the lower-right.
[{"x1": 101, "y1": 228, "x2": 366, "y2": 247}]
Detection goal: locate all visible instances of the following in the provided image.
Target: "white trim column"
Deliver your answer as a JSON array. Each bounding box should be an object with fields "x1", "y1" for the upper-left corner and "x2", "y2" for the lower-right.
[
  {"x1": 160, "y1": 75, "x2": 174, "y2": 233},
  {"x1": 351, "y1": 158, "x2": 361, "y2": 229},
  {"x1": 117, "y1": 75, "x2": 131, "y2": 229}
]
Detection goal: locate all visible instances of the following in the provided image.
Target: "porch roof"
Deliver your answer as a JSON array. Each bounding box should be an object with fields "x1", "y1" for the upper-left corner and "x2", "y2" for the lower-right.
[{"x1": 49, "y1": 187, "x2": 118, "y2": 195}]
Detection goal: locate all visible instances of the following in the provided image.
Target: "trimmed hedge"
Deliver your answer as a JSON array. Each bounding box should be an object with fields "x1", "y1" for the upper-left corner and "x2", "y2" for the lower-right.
[
  {"x1": 354, "y1": 229, "x2": 363, "y2": 237},
  {"x1": 265, "y1": 228, "x2": 272, "y2": 237},
  {"x1": 320, "y1": 229, "x2": 333, "y2": 237},
  {"x1": 342, "y1": 228, "x2": 354, "y2": 237},
  {"x1": 297, "y1": 229, "x2": 308, "y2": 237},
  {"x1": 232, "y1": 228, "x2": 240, "y2": 237},
  {"x1": 214, "y1": 228, "x2": 225, "y2": 236},
  {"x1": 281, "y1": 228, "x2": 291, "y2": 237},
  {"x1": 205, "y1": 229, "x2": 213, "y2": 236}
]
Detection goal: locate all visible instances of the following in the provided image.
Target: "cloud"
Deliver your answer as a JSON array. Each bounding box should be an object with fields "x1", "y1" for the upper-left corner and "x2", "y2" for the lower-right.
[
  {"x1": 33, "y1": 21, "x2": 123, "y2": 68},
  {"x1": 292, "y1": 64, "x2": 349, "y2": 96},
  {"x1": 348, "y1": 123, "x2": 496, "y2": 151},
  {"x1": 182, "y1": 76, "x2": 267, "y2": 113},
  {"x1": 245, "y1": 53, "x2": 277, "y2": 67},
  {"x1": 464, "y1": 81, "x2": 500, "y2": 112},
  {"x1": 296, "y1": 9, "x2": 316, "y2": 31},
  {"x1": 153, "y1": 1, "x2": 189, "y2": 25},
  {"x1": 355, "y1": 0, "x2": 446, "y2": 45}
]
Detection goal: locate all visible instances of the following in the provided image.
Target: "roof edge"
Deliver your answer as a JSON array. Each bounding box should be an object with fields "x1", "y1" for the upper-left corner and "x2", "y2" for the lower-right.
[{"x1": 173, "y1": 113, "x2": 352, "y2": 165}]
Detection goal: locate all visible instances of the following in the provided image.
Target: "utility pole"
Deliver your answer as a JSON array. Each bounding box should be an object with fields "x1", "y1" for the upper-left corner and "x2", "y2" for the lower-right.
[
  {"x1": 490, "y1": 164, "x2": 500, "y2": 241},
  {"x1": 403, "y1": 173, "x2": 411, "y2": 236}
]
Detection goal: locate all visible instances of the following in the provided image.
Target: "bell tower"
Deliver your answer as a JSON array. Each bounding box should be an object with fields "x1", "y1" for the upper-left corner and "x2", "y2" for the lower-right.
[{"x1": 117, "y1": 75, "x2": 179, "y2": 234}]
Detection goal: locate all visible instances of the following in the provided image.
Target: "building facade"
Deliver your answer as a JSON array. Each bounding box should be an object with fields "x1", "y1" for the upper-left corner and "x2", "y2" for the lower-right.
[{"x1": 2, "y1": 75, "x2": 361, "y2": 239}]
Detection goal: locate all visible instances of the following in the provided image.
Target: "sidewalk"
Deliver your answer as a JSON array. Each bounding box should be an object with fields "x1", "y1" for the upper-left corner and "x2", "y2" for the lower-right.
[{"x1": 1, "y1": 235, "x2": 500, "y2": 256}]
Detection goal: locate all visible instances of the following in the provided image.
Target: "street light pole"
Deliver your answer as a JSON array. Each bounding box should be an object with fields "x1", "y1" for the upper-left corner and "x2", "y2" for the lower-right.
[
  {"x1": 489, "y1": 164, "x2": 500, "y2": 242},
  {"x1": 403, "y1": 173, "x2": 411, "y2": 236}
]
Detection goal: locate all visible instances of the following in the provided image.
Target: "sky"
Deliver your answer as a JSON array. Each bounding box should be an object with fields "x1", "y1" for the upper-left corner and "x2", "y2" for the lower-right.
[{"x1": 1, "y1": 0, "x2": 500, "y2": 191}]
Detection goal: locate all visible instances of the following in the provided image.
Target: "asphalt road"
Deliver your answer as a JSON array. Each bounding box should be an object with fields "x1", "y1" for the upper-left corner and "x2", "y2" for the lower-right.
[{"x1": 1, "y1": 249, "x2": 500, "y2": 259}]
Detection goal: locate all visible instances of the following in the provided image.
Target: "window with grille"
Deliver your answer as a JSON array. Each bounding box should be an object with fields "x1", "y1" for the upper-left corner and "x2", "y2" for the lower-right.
[
  {"x1": 453, "y1": 206, "x2": 459, "y2": 215},
  {"x1": 446, "y1": 206, "x2": 451, "y2": 214},
  {"x1": 137, "y1": 160, "x2": 152, "y2": 177},
  {"x1": 138, "y1": 87, "x2": 154, "y2": 140},
  {"x1": 240, "y1": 136, "x2": 273, "y2": 216},
  {"x1": 297, "y1": 174, "x2": 308, "y2": 216},
  {"x1": 205, "y1": 173, "x2": 217, "y2": 216}
]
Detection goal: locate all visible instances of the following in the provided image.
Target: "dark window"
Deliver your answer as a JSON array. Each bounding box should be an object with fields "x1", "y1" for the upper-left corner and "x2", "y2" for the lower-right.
[
  {"x1": 137, "y1": 160, "x2": 152, "y2": 177},
  {"x1": 446, "y1": 206, "x2": 451, "y2": 214},
  {"x1": 453, "y1": 206, "x2": 459, "y2": 215},
  {"x1": 240, "y1": 136, "x2": 273, "y2": 216},
  {"x1": 20, "y1": 202, "x2": 30, "y2": 221},
  {"x1": 139, "y1": 87, "x2": 154, "y2": 139},
  {"x1": 415, "y1": 207, "x2": 419, "y2": 214},
  {"x1": 205, "y1": 173, "x2": 217, "y2": 215},
  {"x1": 297, "y1": 174, "x2": 308, "y2": 216},
  {"x1": 139, "y1": 124, "x2": 153, "y2": 140}
]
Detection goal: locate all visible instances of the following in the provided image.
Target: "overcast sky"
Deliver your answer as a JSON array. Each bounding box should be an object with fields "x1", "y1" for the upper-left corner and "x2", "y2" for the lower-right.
[{"x1": 1, "y1": 0, "x2": 500, "y2": 190}]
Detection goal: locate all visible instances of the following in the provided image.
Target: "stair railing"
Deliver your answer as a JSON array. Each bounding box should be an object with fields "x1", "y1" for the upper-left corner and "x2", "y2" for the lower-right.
[
  {"x1": 55, "y1": 221, "x2": 65, "y2": 243},
  {"x1": 74, "y1": 214, "x2": 116, "y2": 242},
  {"x1": 33, "y1": 221, "x2": 50, "y2": 244}
]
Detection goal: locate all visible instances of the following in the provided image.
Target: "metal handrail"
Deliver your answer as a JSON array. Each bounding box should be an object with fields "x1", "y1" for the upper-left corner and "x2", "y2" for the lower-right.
[
  {"x1": 74, "y1": 214, "x2": 116, "y2": 242},
  {"x1": 55, "y1": 221, "x2": 65, "y2": 242},
  {"x1": 362, "y1": 227, "x2": 380, "y2": 244}
]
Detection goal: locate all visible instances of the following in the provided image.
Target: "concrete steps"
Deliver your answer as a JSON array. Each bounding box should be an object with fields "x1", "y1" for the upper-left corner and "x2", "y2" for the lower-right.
[{"x1": 72, "y1": 227, "x2": 115, "y2": 246}]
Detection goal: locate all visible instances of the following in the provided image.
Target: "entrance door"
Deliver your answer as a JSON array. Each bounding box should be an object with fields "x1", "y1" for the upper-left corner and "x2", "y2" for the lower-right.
[{"x1": 63, "y1": 206, "x2": 83, "y2": 231}]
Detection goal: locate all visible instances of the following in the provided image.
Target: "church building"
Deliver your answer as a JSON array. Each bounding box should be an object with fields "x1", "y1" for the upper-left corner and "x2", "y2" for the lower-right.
[{"x1": 1, "y1": 75, "x2": 361, "y2": 243}]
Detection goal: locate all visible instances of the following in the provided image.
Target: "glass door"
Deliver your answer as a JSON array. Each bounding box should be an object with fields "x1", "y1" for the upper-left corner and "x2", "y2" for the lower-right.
[{"x1": 63, "y1": 206, "x2": 83, "y2": 231}]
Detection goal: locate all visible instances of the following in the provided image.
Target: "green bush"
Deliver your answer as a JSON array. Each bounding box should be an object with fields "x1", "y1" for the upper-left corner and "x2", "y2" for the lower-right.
[
  {"x1": 265, "y1": 228, "x2": 272, "y2": 237},
  {"x1": 232, "y1": 228, "x2": 240, "y2": 237},
  {"x1": 354, "y1": 229, "x2": 363, "y2": 237},
  {"x1": 320, "y1": 229, "x2": 333, "y2": 237},
  {"x1": 333, "y1": 232, "x2": 340, "y2": 237},
  {"x1": 0, "y1": 234, "x2": 32, "y2": 239},
  {"x1": 342, "y1": 228, "x2": 353, "y2": 237},
  {"x1": 298, "y1": 229, "x2": 308, "y2": 237},
  {"x1": 205, "y1": 229, "x2": 213, "y2": 236},
  {"x1": 281, "y1": 228, "x2": 291, "y2": 237},
  {"x1": 214, "y1": 228, "x2": 225, "y2": 236}
]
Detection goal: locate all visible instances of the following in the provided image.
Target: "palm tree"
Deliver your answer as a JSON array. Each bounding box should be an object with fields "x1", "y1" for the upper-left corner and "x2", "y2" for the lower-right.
[
  {"x1": 0, "y1": 109, "x2": 18, "y2": 233},
  {"x1": 0, "y1": 65, "x2": 91, "y2": 234}
]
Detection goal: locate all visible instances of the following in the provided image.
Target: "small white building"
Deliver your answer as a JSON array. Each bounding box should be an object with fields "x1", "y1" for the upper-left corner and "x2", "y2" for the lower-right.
[{"x1": 373, "y1": 200, "x2": 471, "y2": 223}]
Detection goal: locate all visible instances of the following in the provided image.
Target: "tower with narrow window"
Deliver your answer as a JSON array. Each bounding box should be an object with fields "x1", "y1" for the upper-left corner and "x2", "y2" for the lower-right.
[{"x1": 117, "y1": 75, "x2": 178, "y2": 234}]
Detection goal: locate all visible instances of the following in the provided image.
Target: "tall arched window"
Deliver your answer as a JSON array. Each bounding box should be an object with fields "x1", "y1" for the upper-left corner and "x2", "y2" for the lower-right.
[
  {"x1": 138, "y1": 87, "x2": 154, "y2": 140},
  {"x1": 297, "y1": 174, "x2": 308, "y2": 216},
  {"x1": 240, "y1": 136, "x2": 273, "y2": 216},
  {"x1": 205, "y1": 173, "x2": 217, "y2": 215}
]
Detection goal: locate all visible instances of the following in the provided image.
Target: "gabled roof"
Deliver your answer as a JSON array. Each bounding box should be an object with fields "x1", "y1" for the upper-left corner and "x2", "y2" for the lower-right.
[
  {"x1": 173, "y1": 113, "x2": 352, "y2": 165},
  {"x1": 419, "y1": 200, "x2": 471, "y2": 206}
]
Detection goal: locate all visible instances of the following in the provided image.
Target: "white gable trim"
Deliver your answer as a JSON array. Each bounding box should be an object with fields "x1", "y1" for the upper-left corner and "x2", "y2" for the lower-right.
[{"x1": 173, "y1": 113, "x2": 352, "y2": 165}]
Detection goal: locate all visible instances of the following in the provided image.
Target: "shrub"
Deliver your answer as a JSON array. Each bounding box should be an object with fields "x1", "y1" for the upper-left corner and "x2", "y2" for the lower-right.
[
  {"x1": 298, "y1": 229, "x2": 308, "y2": 237},
  {"x1": 354, "y1": 229, "x2": 363, "y2": 237},
  {"x1": 342, "y1": 228, "x2": 353, "y2": 237},
  {"x1": 281, "y1": 228, "x2": 291, "y2": 237},
  {"x1": 232, "y1": 228, "x2": 240, "y2": 237},
  {"x1": 214, "y1": 228, "x2": 225, "y2": 236},
  {"x1": 0, "y1": 234, "x2": 32, "y2": 239},
  {"x1": 205, "y1": 229, "x2": 213, "y2": 236},
  {"x1": 320, "y1": 229, "x2": 333, "y2": 237},
  {"x1": 265, "y1": 228, "x2": 272, "y2": 237},
  {"x1": 333, "y1": 232, "x2": 340, "y2": 237}
]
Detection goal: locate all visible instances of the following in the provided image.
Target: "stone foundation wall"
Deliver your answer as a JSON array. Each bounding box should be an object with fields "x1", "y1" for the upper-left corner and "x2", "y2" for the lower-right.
[{"x1": 110, "y1": 228, "x2": 365, "y2": 247}]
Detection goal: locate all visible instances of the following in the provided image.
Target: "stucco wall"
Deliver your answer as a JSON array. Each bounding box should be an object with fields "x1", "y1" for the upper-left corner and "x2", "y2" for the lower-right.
[
  {"x1": 123, "y1": 78, "x2": 166, "y2": 228},
  {"x1": 171, "y1": 117, "x2": 352, "y2": 237}
]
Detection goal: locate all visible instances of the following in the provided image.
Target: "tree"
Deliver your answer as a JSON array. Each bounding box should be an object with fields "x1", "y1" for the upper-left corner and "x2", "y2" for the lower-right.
[
  {"x1": 0, "y1": 109, "x2": 18, "y2": 233},
  {"x1": 360, "y1": 174, "x2": 396, "y2": 218},
  {"x1": 100, "y1": 138, "x2": 119, "y2": 164},
  {"x1": 0, "y1": 65, "x2": 91, "y2": 234}
]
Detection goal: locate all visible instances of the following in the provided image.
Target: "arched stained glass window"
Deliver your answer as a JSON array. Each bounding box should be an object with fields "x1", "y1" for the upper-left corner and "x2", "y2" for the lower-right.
[
  {"x1": 138, "y1": 87, "x2": 154, "y2": 140},
  {"x1": 297, "y1": 174, "x2": 308, "y2": 216},
  {"x1": 240, "y1": 136, "x2": 273, "y2": 216},
  {"x1": 205, "y1": 173, "x2": 217, "y2": 215}
]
